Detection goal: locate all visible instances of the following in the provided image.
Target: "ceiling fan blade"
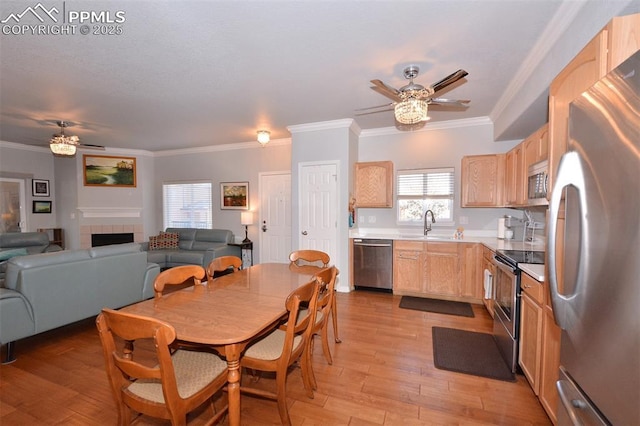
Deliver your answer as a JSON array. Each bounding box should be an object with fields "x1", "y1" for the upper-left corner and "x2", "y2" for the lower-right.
[
  {"x1": 355, "y1": 103, "x2": 395, "y2": 111},
  {"x1": 370, "y1": 79, "x2": 402, "y2": 102},
  {"x1": 430, "y1": 69, "x2": 468, "y2": 94},
  {"x1": 429, "y1": 98, "x2": 470, "y2": 107},
  {"x1": 354, "y1": 108, "x2": 393, "y2": 117}
]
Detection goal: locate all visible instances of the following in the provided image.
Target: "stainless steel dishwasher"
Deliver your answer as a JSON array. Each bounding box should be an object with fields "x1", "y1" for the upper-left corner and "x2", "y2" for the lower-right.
[{"x1": 353, "y1": 238, "x2": 393, "y2": 291}]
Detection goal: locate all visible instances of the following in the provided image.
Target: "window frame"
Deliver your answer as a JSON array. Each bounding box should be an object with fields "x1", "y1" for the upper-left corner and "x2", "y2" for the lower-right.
[
  {"x1": 396, "y1": 167, "x2": 455, "y2": 226},
  {"x1": 162, "y1": 181, "x2": 213, "y2": 230}
]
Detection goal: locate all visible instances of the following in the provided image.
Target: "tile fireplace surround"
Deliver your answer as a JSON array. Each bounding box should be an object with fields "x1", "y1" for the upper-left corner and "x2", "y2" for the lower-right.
[{"x1": 80, "y1": 224, "x2": 144, "y2": 249}]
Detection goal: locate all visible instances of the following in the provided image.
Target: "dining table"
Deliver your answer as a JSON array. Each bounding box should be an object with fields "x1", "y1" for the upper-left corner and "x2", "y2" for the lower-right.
[{"x1": 120, "y1": 262, "x2": 324, "y2": 426}]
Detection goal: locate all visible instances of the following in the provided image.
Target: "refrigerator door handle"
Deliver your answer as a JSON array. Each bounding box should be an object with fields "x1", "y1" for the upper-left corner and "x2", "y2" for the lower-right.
[{"x1": 548, "y1": 151, "x2": 589, "y2": 330}]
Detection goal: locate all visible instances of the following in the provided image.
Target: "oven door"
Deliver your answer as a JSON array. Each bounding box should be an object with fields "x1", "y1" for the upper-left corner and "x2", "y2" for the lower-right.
[{"x1": 492, "y1": 255, "x2": 519, "y2": 338}]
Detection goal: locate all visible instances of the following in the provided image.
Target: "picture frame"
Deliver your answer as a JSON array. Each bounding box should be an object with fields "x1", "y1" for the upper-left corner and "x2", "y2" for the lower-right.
[
  {"x1": 83, "y1": 154, "x2": 137, "y2": 187},
  {"x1": 32, "y1": 179, "x2": 50, "y2": 197},
  {"x1": 220, "y1": 182, "x2": 249, "y2": 210},
  {"x1": 32, "y1": 200, "x2": 52, "y2": 214}
]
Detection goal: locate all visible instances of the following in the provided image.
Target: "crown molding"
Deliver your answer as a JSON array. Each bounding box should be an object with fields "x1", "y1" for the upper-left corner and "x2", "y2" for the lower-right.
[
  {"x1": 153, "y1": 137, "x2": 291, "y2": 157},
  {"x1": 360, "y1": 116, "x2": 493, "y2": 138},
  {"x1": 287, "y1": 118, "x2": 357, "y2": 134},
  {"x1": 491, "y1": 1, "x2": 587, "y2": 120}
]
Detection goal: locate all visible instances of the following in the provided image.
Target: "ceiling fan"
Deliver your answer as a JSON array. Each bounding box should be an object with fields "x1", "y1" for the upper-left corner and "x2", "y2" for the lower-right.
[
  {"x1": 358, "y1": 66, "x2": 470, "y2": 124},
  {"x1": 49, "y1": 120, "x2": 105, "y2": 156}
]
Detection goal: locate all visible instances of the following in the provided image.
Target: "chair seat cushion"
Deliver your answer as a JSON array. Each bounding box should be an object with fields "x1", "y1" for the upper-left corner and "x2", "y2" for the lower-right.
[
  {"x1": 127, "y1": 349, "x2": 227, "y2": 402},
  {"x1": 244, "y1": 329, "x2": 302, "y2": 361}
]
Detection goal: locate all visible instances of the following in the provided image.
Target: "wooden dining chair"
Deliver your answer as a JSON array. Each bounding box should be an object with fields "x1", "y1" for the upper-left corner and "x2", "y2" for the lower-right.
[
  {"x1": 305, "y1": 266, "x2": 338, "y2": 391},
  {"x1": 96, "y1": 308, "x2": 228, "y2": 426},
  {"x1": 288, "y1": 249, "x2": 330, "y2": 268},
  {"x1": 153, "y1": 265, "x2": 206, "y2": 298},
  {"x1": 239, "y1": 279, "x2": 320, "y2": 425},
  {"x1": 205, "y1": 255, "x2": 242, "y2": 282}
]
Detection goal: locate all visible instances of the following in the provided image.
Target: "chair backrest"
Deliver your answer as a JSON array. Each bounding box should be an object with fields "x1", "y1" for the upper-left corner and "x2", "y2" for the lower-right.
[
  {"x1": 153, "y1": 265, "x2": 205, "y2": 298},
  {"x1": 205, "y1": 255, "x2": 242, "y2": 282},
  {"x1": 280, "y1": 280, "x2": 320, "y2": 363},
  {"x1": 96, "y1": 308, "x2": 179, "y2": 415},
  {"x1": 313, "y1": 266, "x2": 338, "y2": 326},
  {"x1": 289, "y1": 250, "x2": 330, "y2": 268}
]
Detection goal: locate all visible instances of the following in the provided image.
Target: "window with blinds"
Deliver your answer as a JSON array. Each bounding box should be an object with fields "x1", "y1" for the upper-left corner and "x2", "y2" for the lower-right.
[
  {"x1": 397, "y1": 168, "x2": 455, "y2": 223},
  {"x1": 163, "y1": 182, "x2": 213, "y2": 229}
]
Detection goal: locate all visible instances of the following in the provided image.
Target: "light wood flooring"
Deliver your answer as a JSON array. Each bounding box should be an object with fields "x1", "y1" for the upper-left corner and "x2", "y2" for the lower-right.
[{"x1": 0, "y1": 290, "x2": 552, "y2": 425}]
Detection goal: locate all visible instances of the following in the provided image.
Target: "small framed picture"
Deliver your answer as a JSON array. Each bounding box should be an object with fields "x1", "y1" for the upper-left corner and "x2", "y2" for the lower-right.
[
  {"x1": 32, "y1": 200, "x2": 52, "y2": 214},
  {"x1": 32, "y1": 179, "x2": 50, "y2": 197},
  {"x1": 220, "y1": 182, "x2": 249, "y2": 210}
]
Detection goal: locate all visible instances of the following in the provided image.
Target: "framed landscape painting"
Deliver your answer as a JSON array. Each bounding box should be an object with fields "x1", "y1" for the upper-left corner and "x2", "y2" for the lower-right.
[
  {"x1": 32, "y1": 200, "x2": 52, "y2": 213},
  {"x1": 83, "y1": 155, "x2": 136, "y2": 187},
  {"x1": 220, "y1": 182, "x2": 249, "y2": 210}
]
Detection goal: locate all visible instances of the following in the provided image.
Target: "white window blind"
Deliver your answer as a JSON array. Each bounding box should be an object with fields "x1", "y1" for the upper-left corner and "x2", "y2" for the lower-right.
[
  {"x1": 397, "y1": 168, "x2": 455, "y2": 223},
  {"x1": 163, "y1": 182, "x2": 212, "y2": 229}
]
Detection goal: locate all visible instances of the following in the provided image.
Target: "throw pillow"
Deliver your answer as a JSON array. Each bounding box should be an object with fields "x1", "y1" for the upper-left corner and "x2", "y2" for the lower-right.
[
  {"x1": 0, "y1": 248, "x2": 28, "y2": 261},
  {"x1": 148, "y1": 235, "x2": 161, "y2": 251},
  {"x1": 159, "y1": 231, "x2": 179, "y2": 249}
]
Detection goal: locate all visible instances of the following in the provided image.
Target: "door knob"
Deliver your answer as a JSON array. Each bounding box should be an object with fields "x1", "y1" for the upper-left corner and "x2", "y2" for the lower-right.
[
  {"x1": 301, "y1": 231, "x2": 308, "y2": 235},
  {"x1": 262, "y1": 221, "x2": 267, "y2": 232}
]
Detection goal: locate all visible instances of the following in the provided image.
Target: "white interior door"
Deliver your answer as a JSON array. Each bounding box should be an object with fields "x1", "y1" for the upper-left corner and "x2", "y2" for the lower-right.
[
  {"x1": 0, "y1": 178, "x2": 27, "y2": 233},
  {"x1": 259, "y1": 172, "x2": 292, "y2": 263},
  {"x1": 299, "y1": 162, "x2": 338, "y2": 263}
]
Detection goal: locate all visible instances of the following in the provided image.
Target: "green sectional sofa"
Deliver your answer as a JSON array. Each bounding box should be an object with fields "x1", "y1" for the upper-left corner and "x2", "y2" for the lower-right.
[
  {"x1": 0, "y1": 232, "x2": 63, "y2": 282},
  {"x1": 143, "y1": 228, "x2": 240, "y2": 269},
  {"x1": 0, "y1": 242, "x2": 159, "y2": 363}
]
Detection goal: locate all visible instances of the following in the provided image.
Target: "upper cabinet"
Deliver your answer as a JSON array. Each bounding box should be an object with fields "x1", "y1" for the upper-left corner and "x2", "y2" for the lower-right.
[
  {"x1": 524, "y1": 123, "x2": 549, "y2": 169},
  {"x1": 461, "y1": 154, "x2": 505, "y2": 207},
  {"x1": 504, "y1": 144, "x2": 525, "y2": 207},
  {"x1": 354, "y1": 161, "x2": 393, "y2": 208},
  {"x1": 548, "y1": 13, "x2": 640, "y2": 197}
]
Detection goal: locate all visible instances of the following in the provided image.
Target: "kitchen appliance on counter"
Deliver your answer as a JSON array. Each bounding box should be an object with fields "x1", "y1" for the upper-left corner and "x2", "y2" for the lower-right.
[
  {"x1": 498, "y1": 215, "x2": 516, "y2": 240},
  {"x1": 548, "y1": 51, "x2": 639, "y2": 425},
  {"x1": 353, "y1": 238, "x2": 393, "y2": 292},
  {"x1": 492, "y1": 249, "x2": 544, "y2": 373}
]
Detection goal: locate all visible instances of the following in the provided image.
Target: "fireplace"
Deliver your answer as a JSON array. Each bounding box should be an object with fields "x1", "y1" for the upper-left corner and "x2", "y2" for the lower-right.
[{"x1": 91, "y1": 233, "x2": 135, "y2": 247}]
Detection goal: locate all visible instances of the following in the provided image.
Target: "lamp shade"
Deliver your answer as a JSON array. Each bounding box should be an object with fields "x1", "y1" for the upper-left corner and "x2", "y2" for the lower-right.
[{"x1": 241, "y1": 211, "x2": 254, "y2": 225}]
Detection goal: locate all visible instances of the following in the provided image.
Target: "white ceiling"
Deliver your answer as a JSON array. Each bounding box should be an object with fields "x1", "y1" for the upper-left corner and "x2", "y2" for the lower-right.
[{"x1": 0, "y1": 1, "x2": 637, "y2": 152}]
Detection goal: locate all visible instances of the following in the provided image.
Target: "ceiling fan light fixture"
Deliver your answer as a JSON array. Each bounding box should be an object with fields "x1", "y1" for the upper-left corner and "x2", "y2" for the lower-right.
[
  {"x1": 394, "y1": 98, "x2": 428, "y2": 124},
  {"x1": 257, "y1": 130, "x2": 270, "y2": 146},
  {"x1": 49, "y1": 121, "x2": 79, "y2": 156}
]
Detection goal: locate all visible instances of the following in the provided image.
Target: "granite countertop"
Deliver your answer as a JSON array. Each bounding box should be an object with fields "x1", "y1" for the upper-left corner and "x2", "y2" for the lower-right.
[{"x1": 350, "y1": 229, "x2": 546, "y2": 282}]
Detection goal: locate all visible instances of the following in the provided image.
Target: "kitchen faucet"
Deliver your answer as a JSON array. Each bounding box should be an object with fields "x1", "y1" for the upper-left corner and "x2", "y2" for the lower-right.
[{"x1": 424, "y1": 210, "x2": 436, "y2": 235}]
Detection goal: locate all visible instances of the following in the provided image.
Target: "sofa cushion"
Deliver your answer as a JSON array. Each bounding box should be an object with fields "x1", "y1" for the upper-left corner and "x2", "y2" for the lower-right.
[
  {"x1": 165, "y1": 228, "x2": 196, "y2": 250},
  {"x1": 167, "y1": 250, "x2": 206, "y2": 265},
  {"x1": 0, "y1": 248, "x2": 28, "y2": 261},
  {"x1": 160, "y1": 231, "x2": 179, "y2": 249},
  {"x1": 88, "y1": 242, "x2": 142, "y2": 258}
]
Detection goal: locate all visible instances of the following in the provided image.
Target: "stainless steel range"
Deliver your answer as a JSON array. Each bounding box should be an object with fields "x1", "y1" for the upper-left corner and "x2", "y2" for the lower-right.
[{"x1": 492, "y1": 249, "x2": 544, "y2": 373}]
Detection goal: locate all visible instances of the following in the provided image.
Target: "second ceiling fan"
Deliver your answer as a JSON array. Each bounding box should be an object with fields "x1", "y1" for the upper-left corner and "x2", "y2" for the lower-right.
[{"x1": 359, "y1": 66, "x2": 470, "y2": 124}]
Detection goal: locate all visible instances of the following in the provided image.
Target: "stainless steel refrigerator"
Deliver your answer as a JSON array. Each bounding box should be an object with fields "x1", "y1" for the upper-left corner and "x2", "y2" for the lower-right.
[{"x1": 548, "y1": 50, "x2": 640, "y2": 425}]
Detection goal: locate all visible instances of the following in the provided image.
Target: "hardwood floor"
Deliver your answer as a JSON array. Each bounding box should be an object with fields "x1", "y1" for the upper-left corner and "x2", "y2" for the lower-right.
[{"x1": 0, "y1": 290, "x2": 551, "y2": 425}]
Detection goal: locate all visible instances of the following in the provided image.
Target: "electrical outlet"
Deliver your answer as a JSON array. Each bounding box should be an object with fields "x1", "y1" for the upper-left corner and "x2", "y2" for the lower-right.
[
  {"x1": 459, "y1": 216, "x2": 469, "y2": 225},
  {"x1": 368, "y1": 216, "x2": 376, "y2": 223},
  {"x1": 359, "y1": 215, "x2": 365, "y2": 224}
]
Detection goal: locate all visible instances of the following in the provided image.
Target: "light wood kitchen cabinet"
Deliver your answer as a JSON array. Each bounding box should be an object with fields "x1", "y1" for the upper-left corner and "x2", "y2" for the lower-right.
[
  {"x1": 424, "y1": 242, "x2": 459, "y2": 297},
  {"x1": 540, "y1": 304, "x2": 561, "y2": 424},
  {"x1": 519, "y1": 272, "x2": 544, "y2": 396},
  {"x1": 354, "y1": 161, "x2": 393, "y2": 208},
  {"x1": 481, "y1": 246, "x2": 496, "y2": 317},
  {"x1": 461, "y1": 154, "x2": 505, "y2": 207},
  {"x1": 393, "y1": 240, "x2": 425, "y2": 294},
  {"x1": 548, "y1": 13, "x2": 640, "y2": 198},
  {"x1": 393, "y1": 240, "x2": 482, "y2": 303},
  {"x1": 460, "y1": 243, "x2": 481, "y2": 299},
  {"x1": 524, "y1": 123, "x2": 549, "y2": 169},
  {"x1": 504, "y1": 145, "x2": 525, "y2": 207}
]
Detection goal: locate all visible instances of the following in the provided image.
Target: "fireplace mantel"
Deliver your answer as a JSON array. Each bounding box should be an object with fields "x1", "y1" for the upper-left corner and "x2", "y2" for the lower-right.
[{"x1": 78, "y1": 207, "x2": 142, "y2": 218}]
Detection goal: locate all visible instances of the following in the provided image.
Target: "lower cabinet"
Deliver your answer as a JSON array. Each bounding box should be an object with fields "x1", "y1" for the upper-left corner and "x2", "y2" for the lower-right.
[
  {"x1": 481, "y1": 246, "x2": 496, "y2": 317},
  {"x1": 519, "y1": 273, "x2": 544, "y2": 395},
  {"x1": 393, "y1": 240, "x2": 482, "y2": 302},
  {"x1": 539, "y1": 304, "x2": 561, "y2": 424}
]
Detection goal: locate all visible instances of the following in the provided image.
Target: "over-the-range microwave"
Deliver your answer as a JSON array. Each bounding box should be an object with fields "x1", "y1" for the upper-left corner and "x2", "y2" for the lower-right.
[{"x1": 527, "y1": 160, "x2": 549, "y2": 206}]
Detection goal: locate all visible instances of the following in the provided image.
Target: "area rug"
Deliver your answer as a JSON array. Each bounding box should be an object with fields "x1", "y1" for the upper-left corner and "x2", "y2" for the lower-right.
[
  {"x1": 399, "y1": 296, "x2": 474, "y2": 318},
  {"x1": 432, "y1": 327, "x2": 515, "y2": 382}
]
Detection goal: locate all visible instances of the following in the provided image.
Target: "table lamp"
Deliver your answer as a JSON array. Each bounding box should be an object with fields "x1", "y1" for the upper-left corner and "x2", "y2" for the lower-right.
[{"x1": 241, "y1": 211, "x2": 253, "y2": 243}]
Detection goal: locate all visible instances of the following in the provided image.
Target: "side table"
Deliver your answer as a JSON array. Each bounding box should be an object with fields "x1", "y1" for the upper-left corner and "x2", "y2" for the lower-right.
[{"x1": 228, "y1": 241, "x2": 253, "y2": 268}]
